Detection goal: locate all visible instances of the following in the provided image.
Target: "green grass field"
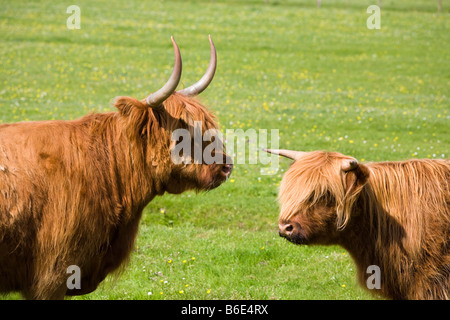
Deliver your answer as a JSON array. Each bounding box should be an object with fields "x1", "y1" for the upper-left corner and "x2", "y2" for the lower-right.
[{"x1": 0, "y1": 0, "x2": 448, "y2": 300}]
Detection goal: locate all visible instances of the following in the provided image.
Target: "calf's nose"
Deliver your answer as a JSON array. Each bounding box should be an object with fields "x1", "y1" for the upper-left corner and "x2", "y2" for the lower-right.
[{"x1": 278, "y1": 223, "x2": 294, "y2": 238}]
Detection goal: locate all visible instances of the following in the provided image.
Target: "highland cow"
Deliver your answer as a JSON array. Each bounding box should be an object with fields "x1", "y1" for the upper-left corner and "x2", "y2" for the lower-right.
[
  {"x1": 0, "y1": 36, "x2": 232, "y2": 299},
  {"x1": 265, "y1": 149, "x2": 449, "y2": 300}
]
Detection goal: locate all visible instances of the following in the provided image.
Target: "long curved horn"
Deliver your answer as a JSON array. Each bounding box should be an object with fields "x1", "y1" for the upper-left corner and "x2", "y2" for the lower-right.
[
  {"x1": 263, "y1": 149, "x2": 307, "y2": 161},
  {"x1": 177, "y1": 35, "x2": 216, "y2": 96},
  {"x1": 145, "y1": 36, "x2": 182, "y2": 109}
]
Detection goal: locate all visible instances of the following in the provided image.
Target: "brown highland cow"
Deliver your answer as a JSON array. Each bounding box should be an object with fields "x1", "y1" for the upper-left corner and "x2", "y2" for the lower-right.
[
  {"x1": 0, "y1": 36, "x2": 232, "y2": 299},
  {"x1": 265, "y1": 149, "x2": 449, "y2": 300}
]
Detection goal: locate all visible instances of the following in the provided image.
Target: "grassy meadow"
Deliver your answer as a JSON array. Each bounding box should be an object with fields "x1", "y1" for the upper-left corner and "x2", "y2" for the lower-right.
[{"x1": 0, "y1": 0, "x2": 449, "y2": 300}]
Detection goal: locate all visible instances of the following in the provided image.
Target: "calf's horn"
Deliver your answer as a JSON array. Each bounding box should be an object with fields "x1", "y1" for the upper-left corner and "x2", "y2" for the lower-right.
[
  {"x1": 177, "y1": 35, "x2": 217, "y2": 96},
  {"x1": 146, "y1": 36, "x2": 182, "y2": 109},
  {"x1": 263, "y1": 149, "x2": 306, "y2": 160}
]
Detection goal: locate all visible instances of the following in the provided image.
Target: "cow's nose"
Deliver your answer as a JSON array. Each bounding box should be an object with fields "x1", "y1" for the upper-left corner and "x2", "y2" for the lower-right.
[
  {"x1": 279, "y1": 223, "x2": 294, "y2": 238},
  {"x1": 221, "y1": 163, "x2": 233, "y2": 176}
]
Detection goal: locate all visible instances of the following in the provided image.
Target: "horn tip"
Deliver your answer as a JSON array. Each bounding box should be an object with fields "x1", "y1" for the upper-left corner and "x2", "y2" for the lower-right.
[
  {"x1": 208, "y1": 34, "x2": 215, "y2": 46},
  {"x1": 263, "y1": 149, "x2": 279, "y2": 155}
]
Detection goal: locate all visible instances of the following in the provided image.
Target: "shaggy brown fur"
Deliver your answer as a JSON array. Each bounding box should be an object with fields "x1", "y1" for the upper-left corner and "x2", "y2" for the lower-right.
[
  {"x1": 0, "y1": 93, "x2": 231, "y2": 299},
  {"x1": 278, "y1": 151, "x2": 449, "y2": 300}
]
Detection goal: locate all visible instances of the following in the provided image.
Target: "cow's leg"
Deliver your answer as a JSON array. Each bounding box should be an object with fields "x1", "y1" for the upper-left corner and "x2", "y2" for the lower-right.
[
  {"x1": 23, "y1": 283, "x2": 67, "y2": 300},
  {"x1": 43, "y1": 283, "x2": 67, "y2": 300},
  {"x1": 23, "y1": 276, "x2": 68, "y2": 300}
]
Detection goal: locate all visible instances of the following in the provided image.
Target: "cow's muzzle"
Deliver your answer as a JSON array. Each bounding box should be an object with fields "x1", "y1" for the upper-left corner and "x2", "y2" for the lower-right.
[
  {"x1": 279, "y1": 223, "x2": 294, "y2": 238},
  {"x1": 278, "y1": 221, "x2": 307, "y2": 245}
]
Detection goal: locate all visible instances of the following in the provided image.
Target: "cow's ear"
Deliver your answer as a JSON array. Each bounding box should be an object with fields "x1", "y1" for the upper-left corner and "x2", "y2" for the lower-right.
[
  {"x1": 343, "y1": 161, "x2": 369, "y2": 197},
  {"x1": 336, "y1": 160, "x2": 369, "y2": 230},
  {"x1": 114, "y1": 96, "x2": 147, "y2": 116},
  {"x1": 113, "y1": 96, "x2": 150, "y2": 139}
]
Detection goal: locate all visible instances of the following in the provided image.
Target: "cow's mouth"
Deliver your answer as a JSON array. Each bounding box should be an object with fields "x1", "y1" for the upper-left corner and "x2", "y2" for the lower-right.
[
  {"x1": 220, "y1": 163, "x2": 233, "y2": 177},
  {"x1": 203, "y1": 165, "x2": 232, "y2": 191},
  {"x1": 285, "y1": 234, "x2": 309, "y2": 245}
]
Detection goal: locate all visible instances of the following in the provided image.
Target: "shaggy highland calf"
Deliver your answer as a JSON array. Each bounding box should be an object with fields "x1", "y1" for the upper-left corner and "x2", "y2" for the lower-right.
[
  {"x1": 0, "y1": 36, "x2": 232, "y2": 299},
  {"x1": 265, "y1": 149, "x2": 449, "y2": 300}
]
